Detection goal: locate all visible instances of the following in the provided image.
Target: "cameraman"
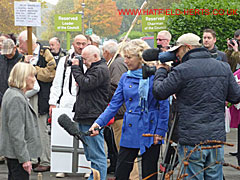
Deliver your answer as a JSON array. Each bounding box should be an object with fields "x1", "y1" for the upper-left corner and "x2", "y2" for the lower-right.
[
  {"x1": 225, "y1": 29, "x2": 240, "y2": 72},
  {"x1": 153, "y1": 33, "x2": 240, "y2": 179}
]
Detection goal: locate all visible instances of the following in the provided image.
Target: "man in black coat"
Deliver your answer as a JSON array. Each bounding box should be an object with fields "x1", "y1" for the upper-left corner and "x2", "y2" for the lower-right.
[
  {"x1": 71, "y1": 45, "x2": 110, "y2": 180},
  {"x1": 153, "y1": 33, "x2": 240, "y2": 179}
]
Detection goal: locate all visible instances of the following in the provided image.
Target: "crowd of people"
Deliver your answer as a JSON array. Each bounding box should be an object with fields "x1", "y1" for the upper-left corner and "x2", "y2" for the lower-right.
[{"x1": 0, "y1": 28, "x2": 240, "y2": 180}]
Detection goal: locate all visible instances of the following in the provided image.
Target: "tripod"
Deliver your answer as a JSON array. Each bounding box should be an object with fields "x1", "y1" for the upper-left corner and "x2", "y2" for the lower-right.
[{"x1": 160, "y1": 105, "x2": 178, "y2": 180}]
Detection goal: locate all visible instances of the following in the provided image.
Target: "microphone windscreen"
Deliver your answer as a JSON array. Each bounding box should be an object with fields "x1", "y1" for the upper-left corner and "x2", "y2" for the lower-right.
[
  {"x1": 142, "y1": 48, "x2": 160, "y2": 61},
  {"x1": 58, "y1": 114, "x2": 79, "y2": 136}
]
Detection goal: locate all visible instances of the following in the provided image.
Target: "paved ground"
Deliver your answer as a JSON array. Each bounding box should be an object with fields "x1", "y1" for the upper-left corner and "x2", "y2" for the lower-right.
[{"x1": 0, "y1": 129, "x2": 240, "y2": 179}]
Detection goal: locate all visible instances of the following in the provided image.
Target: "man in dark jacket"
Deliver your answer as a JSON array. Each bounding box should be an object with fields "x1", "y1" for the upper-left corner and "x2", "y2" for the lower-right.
[
  {"x1": 203, "y1": 28, "x2": 228, "y2": 62},
  {"x1": 0, "y1": 39, "x2": 23, "y2": 105},
  {"x1": 153, "y1": 33, "x2": 240, "y2": 179},
  {"x1": 71, "y1": 45, "x2": 110, "y2": 180}
]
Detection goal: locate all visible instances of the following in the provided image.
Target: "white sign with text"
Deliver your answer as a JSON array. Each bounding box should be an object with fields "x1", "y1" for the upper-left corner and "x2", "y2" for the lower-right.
[{"x1": 14, "y1": 1, "x2": 41, "y2": 27}]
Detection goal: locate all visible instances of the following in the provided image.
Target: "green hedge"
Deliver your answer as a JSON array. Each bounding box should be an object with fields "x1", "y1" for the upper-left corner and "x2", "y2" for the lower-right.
[
  {"x1": 118, "y1": 31, "x2": 151, "y2": 41},
  {"x1": 167, "y1": 0, "x2": 240, "y2": 51}
]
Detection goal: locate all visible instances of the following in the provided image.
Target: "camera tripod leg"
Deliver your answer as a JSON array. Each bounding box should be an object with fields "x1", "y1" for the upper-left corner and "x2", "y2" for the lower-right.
[{"x1": 160, "y1": 112, "x2": 177, "y2": 180}]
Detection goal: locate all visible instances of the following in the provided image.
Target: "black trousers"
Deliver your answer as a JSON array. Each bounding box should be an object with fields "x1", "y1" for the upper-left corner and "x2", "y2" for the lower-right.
[
  {"x1": 6, "y1": 158, "x2": 29, "y2": 180},
  {"x1": 115, "y1": 144, "x2": 160, "y2": 180},
  {"x1": 104, "y1": 126, "x2": 118, "y2": 167}
]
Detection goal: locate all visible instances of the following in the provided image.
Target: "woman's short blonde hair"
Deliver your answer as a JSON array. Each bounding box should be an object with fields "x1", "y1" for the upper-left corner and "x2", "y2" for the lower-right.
[
  {"x1": 8, "y1": 62, "x2": 36, "y2": 90},
  {"x1": 122, "y1": 39, "x2": 150, "y2": 62}
]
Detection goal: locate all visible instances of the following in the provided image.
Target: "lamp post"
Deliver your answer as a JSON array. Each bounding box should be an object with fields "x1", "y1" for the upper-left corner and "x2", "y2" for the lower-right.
[{"x1": 81, "y1": 0, "x2": 85, "y2": 35}]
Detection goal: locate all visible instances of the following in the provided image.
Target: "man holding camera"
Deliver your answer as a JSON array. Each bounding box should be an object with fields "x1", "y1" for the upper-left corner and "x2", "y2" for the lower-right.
[
  {"x1": 225, "y1": 29, "x2": 240, "y2": 72},
  {"x1": 48, "y1": 34, "x2": 87, "y2": 178},
  {"x1": 71, "y1": 45, "x2": 110, "y2": 180},
  {"x1": 153, "y1": 33, "x2": 240, "y2": 179}
]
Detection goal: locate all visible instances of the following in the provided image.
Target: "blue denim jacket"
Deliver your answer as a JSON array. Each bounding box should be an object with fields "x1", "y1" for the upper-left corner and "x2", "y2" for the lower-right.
[{"x1": 95, "y1": 72, "x2": 169, "y2": 154}]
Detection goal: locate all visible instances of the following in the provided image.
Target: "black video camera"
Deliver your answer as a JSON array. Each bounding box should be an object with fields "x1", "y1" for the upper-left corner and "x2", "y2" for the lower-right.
[
  {"x1": 229, "y1": 38, "x2": 240, "y2": 47},
  {"x1": 67, "y1": 55, "x2": 82, "y2": 66},
  {"x1": 142, "y1": 47, "x2": 178, "y2": 79},
  {"x1": 67, "y1": 55, "x2": 84, "y2": 73}
]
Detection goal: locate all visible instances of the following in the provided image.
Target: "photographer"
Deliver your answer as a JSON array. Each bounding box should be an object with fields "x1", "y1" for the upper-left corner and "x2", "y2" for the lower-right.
[
  {"x1": 48, "y1": 34, "x2": 87, "y2": 178},
  {"x1": 71, "y1": 45, "x2": 110, "y2": 180},
  {"x1": 225, "y1": 29, "x2": 240, "y2": 72},
  {"x1": 153, "y1": 33, "x2": 240, "y2": 179}
]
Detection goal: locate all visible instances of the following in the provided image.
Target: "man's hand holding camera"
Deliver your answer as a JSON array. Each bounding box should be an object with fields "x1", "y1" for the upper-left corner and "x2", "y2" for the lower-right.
[
  {"x1": 227, "y1": 38, "x2": 239, "y2": 52},
  {"x1": 71, "y1": 57, "x2": 80, "y2": 66},
  {"x1": 156, "y1": 63, "x2": 171, "y2": 72}
]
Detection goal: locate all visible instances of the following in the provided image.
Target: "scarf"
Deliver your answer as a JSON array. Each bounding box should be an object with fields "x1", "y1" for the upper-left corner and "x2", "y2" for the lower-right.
[
  {"x1": 127, "y1": 68, "x2": 149, "y2": 111},
  {"x1": 208, "y1": 45, "x2": 222, "y2": 61}
]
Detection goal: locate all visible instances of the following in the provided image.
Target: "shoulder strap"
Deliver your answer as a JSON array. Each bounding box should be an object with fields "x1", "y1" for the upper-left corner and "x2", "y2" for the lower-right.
[{"x1": 57, "y1": 55, "x2": 70, "y2": 104}]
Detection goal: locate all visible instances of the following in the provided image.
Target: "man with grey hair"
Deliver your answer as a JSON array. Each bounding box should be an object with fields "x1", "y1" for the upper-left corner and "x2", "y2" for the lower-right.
[
  {"x1": 90, "y1": 34, "x2": 101, "y2": 47},
  {"x1": 157, "y1": 30, "x2": 172, "y2": 51},
  {"x1": 102, "y1": 40, "x2": 129, "y2": 174},
  {"x1": 49, "y1": 37, "x2": 66, "y2": 66},
  {"x1": 71, "y1": 45, "x2": 110, "y2": 180},
  {"x1": 18, "y1": 30, "x2": 56, "y2": 172}
]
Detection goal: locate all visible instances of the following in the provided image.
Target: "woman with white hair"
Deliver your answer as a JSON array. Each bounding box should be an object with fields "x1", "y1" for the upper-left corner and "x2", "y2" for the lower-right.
[
  {"x1": 0, "y1": 62, "x2": 42, "y2": 180},
  {"x1": 90, "y1": 39, "x2": 169, "y2": 180}
]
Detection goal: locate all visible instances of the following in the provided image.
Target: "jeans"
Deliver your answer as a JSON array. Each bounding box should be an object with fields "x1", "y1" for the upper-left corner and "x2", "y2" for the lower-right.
[
  {"x1": 79, "y1": 124, "x2": 107, "y2": 180},
  {"x1": 178, "y1": 144, "x2": 224, "y2": 180}
]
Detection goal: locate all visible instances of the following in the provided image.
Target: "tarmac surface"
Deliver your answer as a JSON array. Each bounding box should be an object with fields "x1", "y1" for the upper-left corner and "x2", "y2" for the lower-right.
[{"x1": 0, "y1": 129, "x2": 240, "y2": 179}]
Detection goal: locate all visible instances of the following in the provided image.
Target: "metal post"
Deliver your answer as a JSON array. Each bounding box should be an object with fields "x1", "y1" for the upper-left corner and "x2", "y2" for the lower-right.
[
  {"x1": 82, "y1": 0, "x2": 85, "y2": 35},
  {"x1": 66, "y1": 31, "x2": 71, "y2": 50}
]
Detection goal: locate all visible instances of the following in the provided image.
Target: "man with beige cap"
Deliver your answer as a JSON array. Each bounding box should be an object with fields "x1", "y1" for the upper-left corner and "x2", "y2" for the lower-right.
[{"x1": 153, "y1": 33, "x2": 240, "y2": 179}]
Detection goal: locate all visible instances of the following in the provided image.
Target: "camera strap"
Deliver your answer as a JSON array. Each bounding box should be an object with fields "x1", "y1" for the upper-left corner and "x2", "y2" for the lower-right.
[{"x1": 57, "y1": 54, "x2": 70, "y2": 104}]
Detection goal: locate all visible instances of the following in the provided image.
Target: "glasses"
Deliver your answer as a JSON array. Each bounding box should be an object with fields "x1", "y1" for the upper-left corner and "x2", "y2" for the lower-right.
[{"x1": 156, "y1": 38, "x2": 168, "y2": 41}]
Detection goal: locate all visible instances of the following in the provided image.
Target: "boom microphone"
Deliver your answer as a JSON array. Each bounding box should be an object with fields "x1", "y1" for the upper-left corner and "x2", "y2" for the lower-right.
[
  {"x1": 142, "y1": 48, "x2": 160, "y2": 61},
  {"x1": 58, "y1": 114, "x2": 87, "y2": 145}
]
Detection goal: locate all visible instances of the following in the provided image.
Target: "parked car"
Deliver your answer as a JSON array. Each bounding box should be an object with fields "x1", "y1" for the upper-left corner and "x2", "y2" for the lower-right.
[{"x1": 141, "y1": 36, "x2": 154, "y2": 48}]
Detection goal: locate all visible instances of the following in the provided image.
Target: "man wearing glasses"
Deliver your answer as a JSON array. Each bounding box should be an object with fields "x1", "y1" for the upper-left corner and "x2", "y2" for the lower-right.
[
  {"x1": 225, "y1": 29, "x2": 240, "y2": 72},
  {"x1": 156, "y1": 30, "x2": 172, "y2": 51}
]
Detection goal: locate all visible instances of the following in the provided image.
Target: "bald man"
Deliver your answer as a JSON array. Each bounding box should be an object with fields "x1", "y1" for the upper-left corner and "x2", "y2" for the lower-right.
[
  {"x1": 71, "y1": 45, "x2": 110, "y2": 180},
  {"x1": 48, "y1": 34, "x2": 88, "y2": 178}
]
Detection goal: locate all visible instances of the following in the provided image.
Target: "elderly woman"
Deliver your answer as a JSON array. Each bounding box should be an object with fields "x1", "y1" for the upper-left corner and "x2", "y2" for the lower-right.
[
  {"x1": 90, "y1": 39, "x2": 169, "y2": 180},
  {"x1": 0, "y1": 62, "x2": 42, "y2": 180}
]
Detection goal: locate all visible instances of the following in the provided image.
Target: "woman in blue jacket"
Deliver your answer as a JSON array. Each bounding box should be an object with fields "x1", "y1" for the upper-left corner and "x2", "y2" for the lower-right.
[{"x1": 90, "y1": 39, "x2": 169, "y2": 180}]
